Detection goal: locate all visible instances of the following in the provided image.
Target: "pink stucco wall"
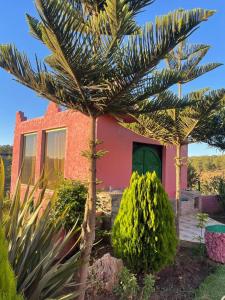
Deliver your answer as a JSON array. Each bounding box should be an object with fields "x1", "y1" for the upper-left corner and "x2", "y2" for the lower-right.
[
  {"x1": 11, "y1": 103, "x2": 90, "y2": 192},
  {"x1": 97, "y1": 116, "x2": 187, "y2": 198},
  {"x1": 11, "y1": 103, "x2": 188, "y2": 199},
  {"x1": 200, "y1": 195, "x2": 222, "y2": 214}
]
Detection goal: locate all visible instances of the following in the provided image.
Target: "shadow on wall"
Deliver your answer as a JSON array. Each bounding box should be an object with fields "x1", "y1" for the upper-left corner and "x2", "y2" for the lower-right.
[{"x1": 200, "y1": 195, "x2": 223, "y2": 214}]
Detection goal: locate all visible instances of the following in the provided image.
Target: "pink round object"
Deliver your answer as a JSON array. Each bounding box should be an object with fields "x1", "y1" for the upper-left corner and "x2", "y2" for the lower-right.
[{"x1": 205, "y1": 225, "x2": 225, "y2": 264}]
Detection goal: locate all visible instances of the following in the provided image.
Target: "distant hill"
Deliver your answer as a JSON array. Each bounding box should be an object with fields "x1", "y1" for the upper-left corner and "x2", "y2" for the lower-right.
[{"x1": 189, "y1": 155, "x2": 225, "y2": 182}]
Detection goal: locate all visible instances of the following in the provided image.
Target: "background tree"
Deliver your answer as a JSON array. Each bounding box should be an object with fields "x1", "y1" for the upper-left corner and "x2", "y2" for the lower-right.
[
  {"x1": 123, "y1": 40, "x2": 223, "y2": 236},
  {"x1": 0, "y1": 0, "x2": 217, "y2": 297},
  {"x1": 124, "y1": 89, "x2": 225, "y2": 236},
  {"x1": 197, "y1": 108, "x2": 225, "y2": 150},
  {"x1": 165, "y1": 40, "x2": 222, "y2": 234},
  {"x1": 0, "y1": 145, "x2": 13, "y2": 192},
  {"x1": 188, "y1": 162, "x2": 199, "y2": 190}
]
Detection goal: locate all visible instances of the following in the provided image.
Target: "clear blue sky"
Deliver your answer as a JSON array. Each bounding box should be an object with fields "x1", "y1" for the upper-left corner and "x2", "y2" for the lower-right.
[{"x1": 0, "y1": 0, "x2": 225, "y2": 156}]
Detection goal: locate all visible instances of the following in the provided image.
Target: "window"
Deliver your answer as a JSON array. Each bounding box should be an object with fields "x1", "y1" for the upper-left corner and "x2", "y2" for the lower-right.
[
  {"x1": 21, "y1": 133, "x2": 37, "y2": 185},
  {"x1": 44, "y1": 129, "x2": 66, "y2": 189}
]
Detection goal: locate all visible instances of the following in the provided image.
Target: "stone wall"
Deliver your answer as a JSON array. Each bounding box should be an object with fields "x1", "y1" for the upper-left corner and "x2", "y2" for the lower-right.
[{"x1": 97, "y1": 191, "x2": 123, "y2": 224}]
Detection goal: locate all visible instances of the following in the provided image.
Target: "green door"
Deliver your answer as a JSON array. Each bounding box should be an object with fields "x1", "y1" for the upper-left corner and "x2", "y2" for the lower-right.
[{"x1": 132, "y1": 144, "x2": 162, "y2": 179}]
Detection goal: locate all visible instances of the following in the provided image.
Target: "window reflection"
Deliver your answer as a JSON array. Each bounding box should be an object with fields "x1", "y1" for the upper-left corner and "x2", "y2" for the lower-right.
[
  {"x1": 44, "y1": 129, "x2": 66, "y2": 189},
  {"x1": 21, "y1": 133, "x2": 37, "y2": 185}
]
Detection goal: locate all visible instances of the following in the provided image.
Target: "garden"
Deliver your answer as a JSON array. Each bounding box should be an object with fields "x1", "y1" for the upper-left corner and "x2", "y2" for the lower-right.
[
  {"x1": 0, "y1": 0, "x2": 225, "y2": 300},
  {"x1": 1, "y1": 158, "x2": 225, "y2": 300}
]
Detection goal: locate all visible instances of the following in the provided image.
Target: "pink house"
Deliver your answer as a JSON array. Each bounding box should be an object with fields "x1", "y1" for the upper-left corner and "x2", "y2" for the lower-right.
[{"x1": 11, "y1": 102, "x2": 188, "y2": 199}]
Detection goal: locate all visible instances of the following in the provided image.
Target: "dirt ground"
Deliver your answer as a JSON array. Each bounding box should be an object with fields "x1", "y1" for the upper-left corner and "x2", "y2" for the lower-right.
[
  {"x1": 150, "y1": 246, "x2": 214, "y2": 300},
  {"x1": 88, "y1": 241, "x2": 215, "y2": 300}
]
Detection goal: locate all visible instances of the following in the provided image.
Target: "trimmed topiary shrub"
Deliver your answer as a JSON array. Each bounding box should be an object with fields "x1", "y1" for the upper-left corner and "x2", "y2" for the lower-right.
[
  {"x1": 51, "y1": 179, "x2": 87, "y2": 230},
  {"x1": 0, "y1": 226, "x2": 23, "y2": 300},
  {"x1": 112, "y1": 172, "x2": 177, "y2": 272}
]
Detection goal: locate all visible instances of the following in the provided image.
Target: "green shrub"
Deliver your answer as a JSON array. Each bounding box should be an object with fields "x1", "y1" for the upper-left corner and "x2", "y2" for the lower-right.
[
  {"x1": 0, "y1": 226, "x2": 23, "y2": 300},
  {"x1": 112, "y1": 172, "x2": 177, "y2": 272},
  {"x1": 52, "y1": 179, "x2": 87, "y2": 230},
  {"x1": 114, "y1": 267, "x2": 139, "y2": 300},
  {"x1": 201, "y1": 176, "x2": 225, "y2": 210},
  {"x1": 114, "y1": 267, "x2": 155, "y2": 300},
  {"x1": 141, "y1": 274, "x2": 155, "y2": 300},
  {"x1": 188, "y1": 162, "x2": 200, "y2": 190}
]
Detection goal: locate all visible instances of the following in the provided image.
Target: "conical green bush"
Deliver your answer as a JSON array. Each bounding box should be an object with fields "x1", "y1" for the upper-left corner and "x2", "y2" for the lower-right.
[
  {"x1": 112, "y1": 172, "x2": 177, "y2": 272},
  {"x1": 0, "y1": 226, "x2": 23, "y2": 300}
]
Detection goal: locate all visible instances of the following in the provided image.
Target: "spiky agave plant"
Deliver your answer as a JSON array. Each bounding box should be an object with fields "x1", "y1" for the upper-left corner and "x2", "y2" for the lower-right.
[
  {"x1": 0, "y1": 226, "x2": 24, "y2": 300},
  {"x1": 0, "y1": 1, "x2": 217, "y2": 297},
  {"x1": 0, "y1": 175, "x2": 81, "y2": 300}
]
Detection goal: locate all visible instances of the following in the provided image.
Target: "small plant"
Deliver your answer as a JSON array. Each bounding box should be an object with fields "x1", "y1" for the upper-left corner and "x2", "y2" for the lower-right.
[
  {"x1": 141, "y1": 274, "x2": 155, "y2": 300},
  {"x1": 114, "y1": 267, "x2": 155, "y2": 300},
  {"x1": 196, "y1": 213, "x2": 209, "y2": 256},
  {"x1": 0, "y1": 226, "x2": 23, "y2": 300},
  {"x1": 114, "y1": 267, "x2": 139, "y2": 300},
  {"x1": 112, "y1": 172, "x2": 177, "y2": 272},
  {"x1": 51, "y1": 179, "x2": 87, "y2": 230}
]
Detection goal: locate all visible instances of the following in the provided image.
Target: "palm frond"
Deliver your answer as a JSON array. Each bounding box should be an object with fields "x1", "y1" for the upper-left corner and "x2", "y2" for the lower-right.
[
  {"x1": 0, "y1": 6, "x2": 217, "y2": 118},
  {"x1": 123, "y1": 89, "x2": 225, "y2": 147},
  {"x1": 166, "y1": 39, "x2": 222, "y2": 84},
  {"x1": 116, "y1": 9, "x2": 215, "y2": 78},
  {"x1": 166, "y1": 42, "x2": 210, "y2": 68},
  {"x1": 183, "y1": 63, "x2": 222, "y2": 83}
]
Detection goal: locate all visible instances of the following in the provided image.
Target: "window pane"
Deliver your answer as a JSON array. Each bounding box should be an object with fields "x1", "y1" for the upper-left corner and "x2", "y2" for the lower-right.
[
  {"x1": 21, "y1": 134, "x2": 37, "y2": 185},
  {"x1": 44, "y1": 129, "x2": 66, "y2": 189}
]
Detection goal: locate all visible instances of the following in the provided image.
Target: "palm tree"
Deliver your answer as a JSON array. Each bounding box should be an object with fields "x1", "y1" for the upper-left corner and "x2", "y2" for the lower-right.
[
  {"x1": 124, "y1": 88, "x2": 225, "y2": 236},
  {"x1": 0, "y1": 1, "x2": 216, "y2": 297},
  {"x1": 123, "y1": 40, "x2": 223, "y2": 236},
  {"x1": 200, "y1": 109, "x2": 225, "y2": 150},
  {"x1": 165, "y1": 41, "x2": 222, "y2": 234}
]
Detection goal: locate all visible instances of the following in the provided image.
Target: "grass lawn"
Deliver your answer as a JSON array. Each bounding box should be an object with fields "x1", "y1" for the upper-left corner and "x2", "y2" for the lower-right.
[{"x1": 195, "y1": 266, "x2": 225, "y2": 300}]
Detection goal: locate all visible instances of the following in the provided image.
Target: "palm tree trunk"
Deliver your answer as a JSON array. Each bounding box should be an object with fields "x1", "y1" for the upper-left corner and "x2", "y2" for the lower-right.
[
  {"x1": 175, "y1": 144, "x2": 181, "y2": 238},
  {"x1": 78, "y1": 116, "x2": 97, "y2": 300}
]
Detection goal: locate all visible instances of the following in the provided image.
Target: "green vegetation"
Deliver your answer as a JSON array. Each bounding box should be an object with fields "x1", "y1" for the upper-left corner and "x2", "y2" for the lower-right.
[
  {"x1": 195, "y1": 266, "x2": 225, "y2": 300},
  {"x1": 188, "y1": 163, "x2": 200, "y2": 190},
  {"x1": 196, "y1": 213, "x2": 208, "y2": 257},
  {"x1": 0, "y1": 172, "x2": 81, "y2": 299},
  {"x1": 0, "y1": 145, "x2": 12, "y2": 193},
  {"x1": 112, "y1": 172, "x2": 177, "y2": 272},
  {"x1": 190, "y1": 155, "x2": 225, "y2": 174},
  {"x1": 52, "y1": 179, "x2": 87, "y2": 230},
  {"x1": 0, "y1": 0, "x2": 221, "y2": 297},
  {"x1": 0, "y1": 226, "x2": 23, "y2": 300},
  {"x1": 114, "y1": 267, "x2": 139, "y2": 300},
  {"x1": 114, "y1": 267, "x2": 155, "y2": 300},
  {"x1": 188, "y1": 156, "x2": 225, "y2": 206},
  {"x1": 201, "y1": 176, "x2": 225, "y2": 210},
  {"x1": 122, "y1": 40, "x2": 225, "y2": 236}
]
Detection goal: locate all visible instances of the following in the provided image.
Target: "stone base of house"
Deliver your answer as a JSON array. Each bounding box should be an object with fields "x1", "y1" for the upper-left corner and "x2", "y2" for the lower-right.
[
  {"x1": 97, "y1": 190, "x2": 123, "y2": 225},
  {"x1": 97, "y1": 190, "x2": 204, "y2": 226},
  {"x1": 180, "y1": 190, "x2": 201, "y2": 216}
]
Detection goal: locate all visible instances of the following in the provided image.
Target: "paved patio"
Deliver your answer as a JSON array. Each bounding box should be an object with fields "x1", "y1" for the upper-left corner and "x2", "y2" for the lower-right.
[{"x1": 180, "y1": 214, "x2": 223, "y2": 243}]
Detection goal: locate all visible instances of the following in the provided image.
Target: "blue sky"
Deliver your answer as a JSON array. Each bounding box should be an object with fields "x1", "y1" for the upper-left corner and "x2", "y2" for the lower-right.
[{"x1": 0, "y1": 0, "x2": 225, "y2": 156}]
